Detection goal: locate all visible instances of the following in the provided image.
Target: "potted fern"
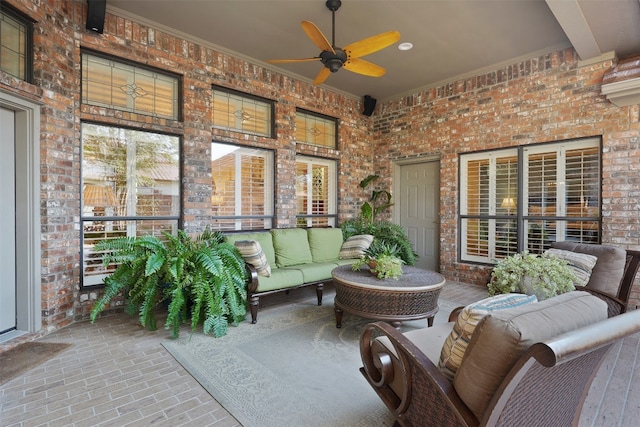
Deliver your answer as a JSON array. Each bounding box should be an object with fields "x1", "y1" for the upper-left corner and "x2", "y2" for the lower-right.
[
  {"x1": 89, "y1": 228, "x2": 248, "y2": 338},
  {"x1": 488, "y1": 251, "x2": 576, "y2": 300},
  {"x1": 352, "y1": 239, "x2": 405, "y2": 279}
]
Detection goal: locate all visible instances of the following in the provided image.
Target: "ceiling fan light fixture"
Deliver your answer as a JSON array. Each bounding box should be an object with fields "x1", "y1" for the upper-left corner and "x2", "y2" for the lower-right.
[{"x1": 327, "y1": 58, "x2": 343, "y2": 72}]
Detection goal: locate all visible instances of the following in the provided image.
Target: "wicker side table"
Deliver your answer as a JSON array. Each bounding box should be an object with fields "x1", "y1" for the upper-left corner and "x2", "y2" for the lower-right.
[{"x1": 331, "y1": 264, "x2": 446, "y2": 328}]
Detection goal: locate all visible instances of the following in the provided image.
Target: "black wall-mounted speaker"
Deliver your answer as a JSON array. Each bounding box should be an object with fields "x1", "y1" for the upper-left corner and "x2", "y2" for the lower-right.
[
  {"x1": 362, "y1": 95, "x2": 377, "y2": 116},
  {"x1": 86, "y1": 0, "x2": 106, "y2": 34}
]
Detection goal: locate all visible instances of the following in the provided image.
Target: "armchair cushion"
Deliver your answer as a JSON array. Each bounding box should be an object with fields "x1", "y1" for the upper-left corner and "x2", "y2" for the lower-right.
[
  {"x1": 551, "y1": 241, "x2": 626, "y2": 296},
  {"x1": 454, "y1": 291, "x2": 608, "y2": 420},
  {"x1": 438, "y1": 293, "x2": 537, "y2": 381}
]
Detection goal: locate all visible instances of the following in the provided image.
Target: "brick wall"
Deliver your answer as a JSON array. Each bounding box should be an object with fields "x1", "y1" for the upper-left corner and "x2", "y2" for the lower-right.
[
  {"x1": 3, "y1": 0, "x2": 640, "y2": 338},
  {"x1": 374, "y1": 49, "x2": 640, "y2": 307}
]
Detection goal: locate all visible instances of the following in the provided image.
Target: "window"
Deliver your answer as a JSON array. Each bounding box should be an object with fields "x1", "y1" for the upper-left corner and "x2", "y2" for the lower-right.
[
  {"x1": 0, "y1": 6, "x2": 32, "y2": 81},
  {"x1": 212, "y1": 86, "x2": 274, "y2": 138},
  {"x1": 460, "y1": 137, "x2": 601, "y2": 264},
  {"x1": 82, "y1": 52, "x2": 180, "y2": 119},
  {"x1": 81, "y1": 123, "x2": 181, "y2": 287},
  {"x1": 210, "y1": 142, "x2": 274, "y2": 230},
  {"x1": 295, "y1": 109, "x2": 337, "y2": 148},
  {"x1": 296, "y1": 156, "x2": 337, "y2": 227}
]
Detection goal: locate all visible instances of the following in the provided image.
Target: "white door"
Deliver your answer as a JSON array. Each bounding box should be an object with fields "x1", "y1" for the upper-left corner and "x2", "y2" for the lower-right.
[
  {"x1": 398, "y1": 161, "x2": 440, "y2": 271},
  {"x1": 0, "y1": 107, "x2": 16, "y2": 333}
]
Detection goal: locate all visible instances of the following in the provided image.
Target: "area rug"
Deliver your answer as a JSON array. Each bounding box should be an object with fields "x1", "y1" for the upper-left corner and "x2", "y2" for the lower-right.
[
  {"x1": 0, "y1": 341, "x2": 72, "y2": 386},
  {"x1": 163, "y1": 294, "x2": 457, "y2": 427}
]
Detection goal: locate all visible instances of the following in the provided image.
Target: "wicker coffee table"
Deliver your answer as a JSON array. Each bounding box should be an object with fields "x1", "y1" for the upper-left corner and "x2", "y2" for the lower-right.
[{"x1": 331, "y1": 264, "x2": 446, "y2": 328}]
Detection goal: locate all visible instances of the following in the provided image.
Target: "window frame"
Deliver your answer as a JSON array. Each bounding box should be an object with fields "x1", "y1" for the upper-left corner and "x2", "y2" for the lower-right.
[
  {"x1": 211, "y1": 85, "x2": 275, "y2": 138},
  {"x1": 81, "y1": 49, "x2": 182, "y2": 120},
  {"x1": 295, "y1": 108, "x2": 338, "y2": 149},
  {"x1": 80, "y1": 122, "x2": 182, "y2": 288},
  {"x1": 459, "y1": 137, "x2": 602, "y2": 264},
  {"x1": 210, "y1": 141, "x2": 275, "y2": 231},
  {"x1": 295, "y1": 155, "x2": 338, "y2": 228},
  {"x1": 0, "y1": 4, "x2": 33, "y2": 82}
]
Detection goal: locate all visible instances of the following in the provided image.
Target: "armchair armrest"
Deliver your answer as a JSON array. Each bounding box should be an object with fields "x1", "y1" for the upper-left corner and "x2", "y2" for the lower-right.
[{"x1": 359, "y1": 321, "x2": 478, "y2": 427}]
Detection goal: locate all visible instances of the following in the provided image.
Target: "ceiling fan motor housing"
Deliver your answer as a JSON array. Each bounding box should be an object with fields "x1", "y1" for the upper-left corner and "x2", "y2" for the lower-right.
[{"x1": 320, "y1": 49, "x2": 347, "y2": 72}]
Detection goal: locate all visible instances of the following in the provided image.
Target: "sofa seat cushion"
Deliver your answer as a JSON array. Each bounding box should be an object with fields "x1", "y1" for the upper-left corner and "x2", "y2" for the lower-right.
[
  {"x1": 289, "y1": 262, "x2": 338, "y2": 283},
  {"x1": 308, "y1": 228, "x2": 344, "y2": 262},
  {"x1": 339, "y1": 234, "x2": 374, "y2": 259},
  {"x1": 234, "y1": 240, "x2": 271, "y2": 277},
  {"x1": 272, "y1": 228, "x2": 313, "y2": 267},
  {"x1": 438, "y1": 293, "x2": 537, "y2": 381},
  {"x1": 253, "y1": 268, "x2": 305, "y2": 293},
  {"x1": 454, "y1": 291, "x2": 608, "y2": 420},
  {"x1": 551, "y1": 241, "x2": 625, "y2": 296},
  {"x1": 225, "y1": 232, "x2": 277, "y2": 268},
  {"x1": 545, "y1": 248, "x2": 597, "y2": 287}
]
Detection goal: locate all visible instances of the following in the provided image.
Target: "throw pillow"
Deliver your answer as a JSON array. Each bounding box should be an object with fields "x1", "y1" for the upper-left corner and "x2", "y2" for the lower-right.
[
  {"x1": 438, "y1": 293, "x2": 537, "y2": 382},
  {"x1": 339, "y1": 234, "x2": 374, "y2": 259},
  {"x1": 234, "y1": 240, "x2": 271, "y2": 277},
  {"x1": 545, "y1": 248, "x2": 597, "y2": 287}
]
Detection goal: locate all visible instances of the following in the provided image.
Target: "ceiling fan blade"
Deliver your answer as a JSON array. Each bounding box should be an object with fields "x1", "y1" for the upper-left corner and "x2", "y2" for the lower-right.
[
  {"x1": 343, "y1": 58, "x2": 386, "y2": 77},
  {"x1": 267, "y1": 58, "x2": 320, "y2": 64},
  {"x1": 313, "y1": 67, "x2": 332, "y2": 85},
  {"x1": 343, "y1": 30, "x2": 401, "y2": 59},
  {"x1": 302, "y1": 21, "x2": 335, "y2": 54}
]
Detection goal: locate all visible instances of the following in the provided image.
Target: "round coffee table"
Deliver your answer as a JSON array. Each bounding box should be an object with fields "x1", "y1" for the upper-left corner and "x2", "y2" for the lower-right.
[{"x1": 331, "y1": 264, "x2": 445, "y2": 328}]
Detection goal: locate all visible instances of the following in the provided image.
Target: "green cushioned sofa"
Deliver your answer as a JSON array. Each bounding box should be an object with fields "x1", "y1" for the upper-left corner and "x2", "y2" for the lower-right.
[{"x1": 225, "y1": 228, "x2": 359, "y2": 323}]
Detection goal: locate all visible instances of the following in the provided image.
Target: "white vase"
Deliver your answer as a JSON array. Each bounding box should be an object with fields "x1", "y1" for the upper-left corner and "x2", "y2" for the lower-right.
[{"x1": 520, "y1": 275, "x2": 548, "y2": 300}]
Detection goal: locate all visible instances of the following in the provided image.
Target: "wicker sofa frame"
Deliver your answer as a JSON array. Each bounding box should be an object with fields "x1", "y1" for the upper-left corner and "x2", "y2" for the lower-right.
[{"x1": 360, "y1": 307, "x2": 640, "y2": 427}]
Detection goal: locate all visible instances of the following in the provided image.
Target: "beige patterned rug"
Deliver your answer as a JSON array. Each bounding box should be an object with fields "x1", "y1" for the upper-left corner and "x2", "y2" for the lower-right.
[{"x1": 163, "y1": 291, "x2": 457, "y2": 427}]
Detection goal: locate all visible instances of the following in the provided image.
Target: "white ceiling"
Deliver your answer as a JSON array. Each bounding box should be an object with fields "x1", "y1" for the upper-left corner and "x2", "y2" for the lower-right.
[{"x1": 107, "y1": 0, "x2": 640, "y2": 100}]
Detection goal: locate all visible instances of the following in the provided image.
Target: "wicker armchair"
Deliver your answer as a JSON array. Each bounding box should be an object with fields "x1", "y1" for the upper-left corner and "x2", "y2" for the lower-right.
[
  {"x1": 360, "y1": 293, "x2": 640, "y2": 427},
  {"x1": 551, "y1": 242, "x2": 640, "y2": 316}
]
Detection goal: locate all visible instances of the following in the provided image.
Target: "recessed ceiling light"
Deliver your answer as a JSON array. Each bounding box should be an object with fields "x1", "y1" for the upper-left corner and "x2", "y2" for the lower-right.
[{"x1": 398, "y1": 42, "x2": 413, "y2": 51}]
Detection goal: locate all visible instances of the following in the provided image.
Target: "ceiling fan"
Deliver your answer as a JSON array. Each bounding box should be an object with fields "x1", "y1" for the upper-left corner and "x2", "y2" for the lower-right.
[{"x1": 267, "y1": 0, "x2": 401, "y2": 85}]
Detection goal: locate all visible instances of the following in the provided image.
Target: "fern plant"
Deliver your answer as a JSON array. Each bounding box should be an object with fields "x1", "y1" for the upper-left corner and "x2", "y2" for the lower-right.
[{"x1": 90, "y1": 228, "x2": 247, "y2": 338}]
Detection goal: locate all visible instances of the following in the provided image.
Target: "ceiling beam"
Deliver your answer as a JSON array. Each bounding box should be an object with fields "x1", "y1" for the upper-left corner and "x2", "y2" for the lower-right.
[{"x1": 545, "y1": 0, "x2": 602, "y2": 60}]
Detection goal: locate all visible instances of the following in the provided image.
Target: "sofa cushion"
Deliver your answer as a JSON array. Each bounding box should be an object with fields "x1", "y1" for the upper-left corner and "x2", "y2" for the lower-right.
[
  {"x1": 271, "y1": 228, "x2": 313, "y2": 267},
  {"x1": 454, "y1": 291, "x2": 607, "y2": 420},
  {"x1": 252, "y1": 268, "x2": 305, "y2": 292},
  {"x1": 225, "y1": 231, "x2": 277, "y2": 268},
  {"x1": 545, "y1": 248, "x2": 597, "y2": 287},
  {"x1": 438, "y1": 293, "x2": 537, "y2": 381},
  {"x1": 234, "y1": 240, "x2": 271, "y2": 277},
  {"x1": 308, "y1": 228, "x2": 344, "y2": 262},
  {"x1": 551, "y1": 241, "x2": 626, "y2": 295},
  {"x1": 339, "y1": 234, "x2": 374, "y2": 259}
]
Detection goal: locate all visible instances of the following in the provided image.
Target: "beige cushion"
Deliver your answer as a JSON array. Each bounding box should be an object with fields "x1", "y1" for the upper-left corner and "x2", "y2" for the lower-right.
[
  {"x1": 545, "y1": 248, "x2": 597, "y2": 287},
  {"x1": 339, "y1": 234, "x2": 374, "y2": 259},
  {"x1": 234, "y1": 240, "x2": 271, "y2": 277},
  {"x1": 551, "y1": 242, "x2": 626, "y2": 295},
  {"x1": 438, "y1": 293, "x2": 537, "y2": 381},
  {"x1": 454, "y1": 291, "x2": 607, "y2": 420}
]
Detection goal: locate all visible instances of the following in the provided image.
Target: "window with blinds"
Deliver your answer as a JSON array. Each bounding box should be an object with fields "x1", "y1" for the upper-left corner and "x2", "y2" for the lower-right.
[
  {"x1": 460, "y1": 137, "x2": 601, "y2": 264},
  {"x1": 296, "y1": 156, "x2": 337, "y2": 227},
  {"x1": 80, "y1": 123, "x2": 181, "y2": 287},
  {"x1": 212, "y1": 86, "x2": 274, "y2": 138},
  {"x1": 81, "y1": 52, "x2": 180, "y2": 120},
  {"x1": 210, "y1": 142, "x2": 274, "y2": 230},
  {"x1": 295, "y1": 109, "x2": 337, "y2": 149},
  {"x1": 0, "y1": 6, "x2": 31, "y2": 81}
]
